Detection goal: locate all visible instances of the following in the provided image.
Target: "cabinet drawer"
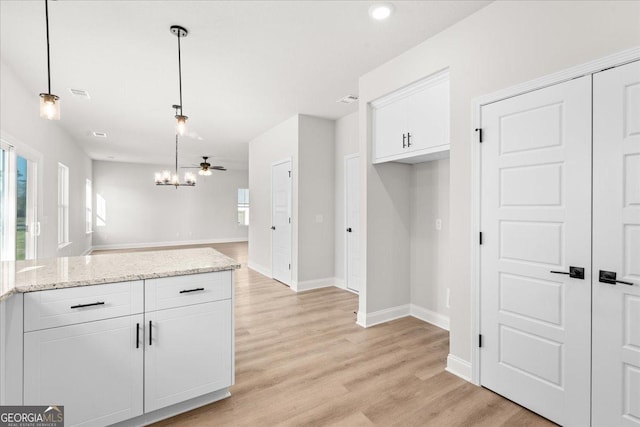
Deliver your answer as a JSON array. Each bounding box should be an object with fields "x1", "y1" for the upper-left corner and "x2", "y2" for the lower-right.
[
  {"x1": 24, "y1": 281, "x2": 144, "y2": 332},
  {"x1": 145, "y1": 271, "x2": 232, "y2": 311}
]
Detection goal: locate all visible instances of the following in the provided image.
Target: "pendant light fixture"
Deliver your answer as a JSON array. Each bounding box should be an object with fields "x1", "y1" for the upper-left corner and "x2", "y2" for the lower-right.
[
  {"x1": 39, "y1": 0, "x2": 60, "y2": 120},
  {"x1": 171, "y1": 25, "x2": 189, "y2": 136},
  {"x1": 155, "y1": 131, "x2": 196, "y2": 188}
]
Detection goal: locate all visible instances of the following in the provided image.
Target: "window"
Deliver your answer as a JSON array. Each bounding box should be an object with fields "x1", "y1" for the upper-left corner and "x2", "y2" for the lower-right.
[
  {"x1": 85, "y1": 179, "x2": 92, "y2": 233},
  {"x1": 57, "y1": 163, "x2": 69, "y2": 247},
  {"x1": 238, "y1": 188, "x2": 249, "y2": 226}
]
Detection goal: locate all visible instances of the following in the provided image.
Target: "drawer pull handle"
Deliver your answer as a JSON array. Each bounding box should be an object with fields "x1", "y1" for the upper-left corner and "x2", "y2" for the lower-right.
[
  {"x1": 179, "y1": 287, "x2": 205, "y2": 294},
  {"x1": 136, "y1": 323, "x2": 140, "y2": 349},
  {"x1": 149, "y1": 320, "x2": 153, "y2": 346},
  {"x1": 70, "y1": 301, "x2": 105, "y2": 309}
]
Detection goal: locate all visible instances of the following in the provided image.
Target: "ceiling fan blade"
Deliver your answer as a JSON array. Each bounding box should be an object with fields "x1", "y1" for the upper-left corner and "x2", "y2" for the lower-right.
[
  {"x1": 211, "y1": 166, "x2": 226, "y2": 170},
  {"x1": 180, "y1": 166, "x2": 201, "y2": 169}
]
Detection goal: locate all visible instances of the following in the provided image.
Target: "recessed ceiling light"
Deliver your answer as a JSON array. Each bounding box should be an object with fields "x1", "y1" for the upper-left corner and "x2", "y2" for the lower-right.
[
  {"x1": 92, "y1": 131, "x2": 107, "y2": 138},
  {"x1": 337, "y1": 94, "x2": 359, "y2": 104},
  {"x1": 369, "y1": 3, "x2": 394, "y2": 20}
]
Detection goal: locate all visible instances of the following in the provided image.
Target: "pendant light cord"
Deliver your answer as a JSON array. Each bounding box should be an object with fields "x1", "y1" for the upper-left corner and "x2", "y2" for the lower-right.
[
  {"x1": 175, "y1": 134, "x2": 179, "y2": 178},
  {"x1": 44, "y1": 0, "x2": 51, "y2": 94},
  {"x1": 177, "y1": 30, "x2": 183, "y2": 115}
]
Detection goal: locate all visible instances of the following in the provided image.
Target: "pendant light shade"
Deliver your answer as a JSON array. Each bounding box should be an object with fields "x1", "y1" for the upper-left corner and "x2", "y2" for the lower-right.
[
  {"x1": 40, "y1": 0, "x2": 60, "y2": 120},
  {"x1": 171, "y1": 25, "x2": 189, "y2": 135}
]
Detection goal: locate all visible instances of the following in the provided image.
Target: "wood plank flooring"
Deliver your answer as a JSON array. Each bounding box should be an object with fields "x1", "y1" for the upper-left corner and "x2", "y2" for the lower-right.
[{"x1": 95, "y1": 242, "x2": 554, "y2": 426}]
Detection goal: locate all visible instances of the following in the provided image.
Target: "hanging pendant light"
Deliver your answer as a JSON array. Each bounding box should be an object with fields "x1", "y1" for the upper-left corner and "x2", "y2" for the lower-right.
[
  {"x1": 171, "y1": 25, "x2": 189, "y2": 136},
  {"x1": 154, "y1": 132, "x2": 196, "y2": 188},
  {"x1": 39, "y1": 0, "x2": 60, "y2": 120}
]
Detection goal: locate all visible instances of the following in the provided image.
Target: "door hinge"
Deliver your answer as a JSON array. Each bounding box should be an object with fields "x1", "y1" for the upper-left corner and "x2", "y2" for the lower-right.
[
  {"x1": 289, "y1": 217, "x2": 291, "y2": 224},
  {"x1": 475, "y1": 128, "x2": 483, "y2": 143},
  {"x1": 288, "y1": 170, "x2": 291, "y2": 178},
  {"x1": 479, "y1": 232, "x2": 483, "y2": 245},
  {"x1": 288, "y1": 264, "x2": 291, "y2": 270},
  {"x1": 479, "y1": 334, "x2": 483, "y2": 348}
]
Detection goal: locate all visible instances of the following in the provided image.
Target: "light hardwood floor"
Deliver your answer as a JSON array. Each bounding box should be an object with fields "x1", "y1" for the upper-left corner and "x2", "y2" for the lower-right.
[{"x1": 94, "y1": 242, "x2": 554, "y2": 426}]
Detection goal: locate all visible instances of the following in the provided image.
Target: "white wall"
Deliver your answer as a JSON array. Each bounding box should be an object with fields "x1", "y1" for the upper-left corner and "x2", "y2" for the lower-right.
[
  {"x1": 334, "y1": 112, "x2": 359, "y2": 286},
  {"x1": 410, "y1": 159, "x2": 450, "y2": 318},
  {"x1": 359, "y1": 0, "x2": 640, "y2": 368},
  {"x1": 0, "y1": 61, "x2": 92, "y2": 259},
  {"x1": 248, "y1": 115, "x2": 299, "y2": 278},
  {"x1": 92, "y1": 160, "x2": 248, "y2": 249},
  {"x1": 298, "y1": 115, "x2": 335, "y2": 283}
]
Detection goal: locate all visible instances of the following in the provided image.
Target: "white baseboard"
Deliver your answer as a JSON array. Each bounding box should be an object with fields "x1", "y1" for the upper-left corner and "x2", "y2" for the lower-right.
[
  {"x1": 359, "y1": 304, "x2": 411, "y2": 328},
  {"x1": 445, "y1": 354, "x2": 472, "y2": 383},
  {"x1": 81, "y1": 246, "x2": 94, "y2": 256},
  {"x1": 334, "y1": 277, "x2": 346, "y2": 289},
  {"x1": 356, "y1": 311, "x2": 367, "y2": 328},
  {"x1": 247, "y1": 261, "x2": 271, "y2": 278},
  {"x1": 92, "y1": 237, "x2": 248, "y2": 251},
  {"x1": 410, "y1": 304, "x2": 450, "y2": 331},
  {"x1": 296, "y1": 277, "x2": 336, "y2": 292}
]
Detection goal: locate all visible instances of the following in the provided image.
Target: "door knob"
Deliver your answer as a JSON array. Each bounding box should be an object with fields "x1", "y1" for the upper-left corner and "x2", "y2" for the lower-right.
[
  {"x1": 599, "y1": 270, "x2": 633, "y2": 286},
  {"x1": 550, "y1": 266, "x2": 585, "y2": 279},
  {"x1": 346, "y1": 228, "x2": 352, "y2": 233},
  {"x1": 270, "y1": 226, "x2": 276, "y2": 230}
]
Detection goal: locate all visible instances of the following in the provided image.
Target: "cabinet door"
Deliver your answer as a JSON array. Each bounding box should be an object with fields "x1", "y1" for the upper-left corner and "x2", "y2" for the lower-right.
[
  {"x1": 406, "y1": 78, "x2": 449, "y2": 153},
  {"x1": 144, "y1": 300, "x2": 232, "y2": 412},
  {"x1": 373, "y1": 97, "x2": 408, "y2": 161},
  {"x1": 24, "y1": 315, "x2": 144, "y2": 427}
]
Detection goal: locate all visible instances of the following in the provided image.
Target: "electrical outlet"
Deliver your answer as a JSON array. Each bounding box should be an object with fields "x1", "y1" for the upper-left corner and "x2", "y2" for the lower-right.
[{"x1": 435, "y1": 218, "x2": 442, "y2": 230}]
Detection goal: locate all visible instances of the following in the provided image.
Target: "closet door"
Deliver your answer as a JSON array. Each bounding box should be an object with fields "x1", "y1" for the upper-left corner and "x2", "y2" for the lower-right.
[
  {"x1": 479, "y1": 76, "x2": 592, "y2": 426},
  {"x1": 592, "y1": 60, "x2": 640, "y2": 427}
]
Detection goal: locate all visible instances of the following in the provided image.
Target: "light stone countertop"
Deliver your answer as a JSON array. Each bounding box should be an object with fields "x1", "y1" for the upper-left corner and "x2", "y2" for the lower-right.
[{"x1": 0, "y1": 247, "x2": 241, "y2": 302}]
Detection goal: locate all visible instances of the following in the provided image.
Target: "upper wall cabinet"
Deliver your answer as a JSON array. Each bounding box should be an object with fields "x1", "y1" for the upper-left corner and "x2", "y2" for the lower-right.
[{"x1": 371, "y1": 70, "x2": 450, "y2": 164}]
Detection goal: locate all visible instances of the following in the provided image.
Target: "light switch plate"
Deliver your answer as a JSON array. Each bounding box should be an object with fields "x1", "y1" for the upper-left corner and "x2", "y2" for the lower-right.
[
  {"x1": 435, "y1": 219, "x2": 442, "y2": 230},
  {"x1": 315, "y1": 214, "x2": 323, "y2": 223}
]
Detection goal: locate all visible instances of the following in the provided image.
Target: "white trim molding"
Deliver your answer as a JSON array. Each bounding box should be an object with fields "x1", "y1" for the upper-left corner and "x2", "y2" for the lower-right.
[
  {"x1": 469, "y1": 46, "x2": 640, "y2": 387},
  {"x1": 91, "y1": 237, "x2": 248, "y2": 252},
  {"x1": 295, "y1": 277, "x2": 336, "y2": 292},
  {"x1": 358, "y1": 304, "x2": 410, "y2": 328},
  {"x1": 446, "y1": 354, "x2": 472, "y2": 383},
  {"x1": 247, "y1": 261, "x2": 271, "y2": 278},
  {"x1": 410, "y1": 304, "x2": 450, "y2": 331}
]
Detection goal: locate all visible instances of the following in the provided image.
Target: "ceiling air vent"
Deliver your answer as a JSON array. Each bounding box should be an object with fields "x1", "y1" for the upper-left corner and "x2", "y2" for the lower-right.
[
  {"x1": 69, "y1": 88, "x2": 90, "y2": 99},
  {"x1": 337, "y1": 94, "x2": 358, "y2": 104},
  {"x1": 92, "y1": 131, "x2": 107, "y2": 138}
]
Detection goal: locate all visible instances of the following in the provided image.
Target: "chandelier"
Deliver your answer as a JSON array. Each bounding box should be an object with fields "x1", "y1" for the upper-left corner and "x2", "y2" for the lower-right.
[{"x1": 155, "y1": 133, "x2": 196, "y2": 188}]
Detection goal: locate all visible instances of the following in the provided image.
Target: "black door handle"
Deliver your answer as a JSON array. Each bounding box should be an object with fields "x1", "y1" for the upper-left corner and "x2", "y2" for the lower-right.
[
  {"x1": 346, "y1": 228, "x2": 352, "y2": 233},
  {"x1": 70, "y1": 301, "x2": 105, "y2": 309},
  {"x1": 550, "y1": 266, "x2": 584, "y2": 280},
  {"x1": 407, "y1": 132, "x2": 412, "y2": 147},
  {"x1": 402, "y1": 133, "x2": 406, "y2": 148},
  {"x1": 149, "y1": 320, "x2": 153, "y2": 346},
  {"x1": 136, "y1": 323, "x2": 140, "y2": 349},
  {"x1": 599, "y1": 270, "x2": 634, "y2": 286},
  {"x1": 271, "y1": 226, "x2": 276, "y2": 230}
]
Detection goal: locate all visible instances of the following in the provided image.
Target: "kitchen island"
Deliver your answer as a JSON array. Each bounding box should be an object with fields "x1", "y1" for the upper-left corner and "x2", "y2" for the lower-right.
[{"x1": 0, "y1": 247, "x2": 240, "y2": 427}]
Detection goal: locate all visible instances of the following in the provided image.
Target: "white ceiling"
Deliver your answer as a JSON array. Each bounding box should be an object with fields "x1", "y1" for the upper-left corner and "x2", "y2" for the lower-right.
[{"x1": 0, "y1": 0, "x2": 490, "y2": 170}]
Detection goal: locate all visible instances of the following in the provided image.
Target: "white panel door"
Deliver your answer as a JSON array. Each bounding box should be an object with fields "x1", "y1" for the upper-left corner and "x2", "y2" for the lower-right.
[
  {"x1": 374, "y1": 96, "x2": 409, "y2": 160},
  {"x1": 144, "y1": 300, "x2": 232, "y2": 412},
  {"x1": 271, "y1": 159, "x2": 292, "y2": 286},
  {"x1": 24, "y1": 315, "x2": 144, "y2": 427},
  {"x1": 592, "y1": 60, "x2": 640, "y2": 427},
  {"x1": 480, "y1": 76, "x2": 592, "y2": 426},
  {"x1": 345, "y1": 155, "x2": 360, "y2": 293}
]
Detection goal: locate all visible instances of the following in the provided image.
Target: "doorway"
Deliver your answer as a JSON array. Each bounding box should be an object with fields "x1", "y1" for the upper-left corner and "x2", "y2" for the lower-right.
[
  {"x1": 344, "y1": 154, "x2": 360, "y2": 293},
  {"x1": 271, "y1": 159, "x2": 292, "y2": 286}
]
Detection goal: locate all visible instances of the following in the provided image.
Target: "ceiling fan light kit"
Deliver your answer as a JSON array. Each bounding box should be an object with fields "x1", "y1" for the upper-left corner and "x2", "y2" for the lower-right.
[{"x1": 39, "y1": 0, "x2": 60, "y2": 120}]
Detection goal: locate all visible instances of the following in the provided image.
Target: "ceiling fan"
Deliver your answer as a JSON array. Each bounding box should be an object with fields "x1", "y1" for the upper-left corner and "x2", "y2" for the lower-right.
[{"x1": 182, "y1": 156, "x2": 227, "y2": 176}]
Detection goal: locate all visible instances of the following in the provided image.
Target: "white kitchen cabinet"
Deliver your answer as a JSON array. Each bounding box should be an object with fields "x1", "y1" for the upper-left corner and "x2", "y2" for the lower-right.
[
  {"x1": 24, "y1": 314, "x2": 144, "y2": 427},
  {"x1": 144, "y1": 299, "x2": 232, "y2": 412},
  {"x1": 372, "y1": 70, "x2": 450, "y2": 164}
]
